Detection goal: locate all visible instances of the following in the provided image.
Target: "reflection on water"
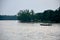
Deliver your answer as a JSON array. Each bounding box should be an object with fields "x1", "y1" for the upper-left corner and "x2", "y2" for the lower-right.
[{"x1": 0, "y1": 20, "x2": 60, "y2": 40}]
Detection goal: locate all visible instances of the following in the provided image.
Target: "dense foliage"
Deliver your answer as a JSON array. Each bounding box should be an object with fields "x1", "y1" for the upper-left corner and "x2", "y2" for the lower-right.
[{"x1": 17, "y1": 7, "x2": 60, "y2": 23}]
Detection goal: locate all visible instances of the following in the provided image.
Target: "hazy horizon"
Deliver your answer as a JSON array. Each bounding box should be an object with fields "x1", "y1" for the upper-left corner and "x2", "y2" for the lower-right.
[{"x1": 0, "y1": 0, "x2": 60, "y2": 15}]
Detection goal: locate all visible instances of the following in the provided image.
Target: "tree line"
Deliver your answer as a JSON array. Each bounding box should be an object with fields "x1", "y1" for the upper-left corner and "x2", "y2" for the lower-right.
[
  {"x1": 17, "y1": 7, "x2": 60, "y2": 23},
  {"x1": 0, "y1": 15, "x2": 17, "y2": 20}
]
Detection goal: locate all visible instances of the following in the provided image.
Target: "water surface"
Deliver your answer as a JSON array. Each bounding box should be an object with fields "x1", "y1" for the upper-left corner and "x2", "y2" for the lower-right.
[{"x1": 0, "y1": 20, "x2": 60, "y2": 40}]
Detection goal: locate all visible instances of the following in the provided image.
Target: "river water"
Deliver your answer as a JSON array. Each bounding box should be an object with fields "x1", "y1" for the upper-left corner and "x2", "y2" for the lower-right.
[{"x1": 0, "y1": 20, "x2": 60, "y2": 40}]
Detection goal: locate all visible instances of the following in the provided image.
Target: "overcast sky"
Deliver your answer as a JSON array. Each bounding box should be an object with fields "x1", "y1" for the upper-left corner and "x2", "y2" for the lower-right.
[{"x1": 0, "y1": 0, "x2": 60, "y2": 15}]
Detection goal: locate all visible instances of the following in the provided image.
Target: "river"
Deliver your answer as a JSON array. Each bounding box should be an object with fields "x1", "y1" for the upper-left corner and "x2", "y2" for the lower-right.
[{"x1": 0, "y1": 20, "x2": 60, "y2": 40}]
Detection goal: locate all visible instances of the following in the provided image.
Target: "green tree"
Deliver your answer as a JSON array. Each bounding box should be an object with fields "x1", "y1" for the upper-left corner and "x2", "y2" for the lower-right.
[
  {"x1": 34, "y1": 13, "x2": 43, "y2": 22},
  {"x1": 17, "y1": 9, "x2": 31, "y2": 22},
  {"x1": 52, "y1": 7, "x2": 60, "y2": 23},
  {"x1": 30, "y1": 10, "x2": 35, "y2": 22},
  {"x1": 43, "y1": 10, "x2": 54, "y2": 22}
]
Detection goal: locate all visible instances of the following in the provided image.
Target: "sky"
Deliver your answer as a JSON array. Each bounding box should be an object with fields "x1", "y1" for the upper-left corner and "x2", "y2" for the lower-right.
[{"x1": 0, "y1": 0, "x2": 60, "y2": 15}]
